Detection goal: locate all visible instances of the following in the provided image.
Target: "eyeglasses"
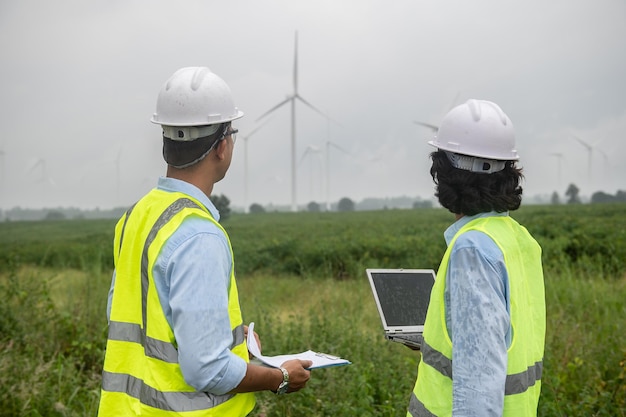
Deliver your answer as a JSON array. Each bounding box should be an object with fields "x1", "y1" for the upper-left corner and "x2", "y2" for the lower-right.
[{"x1": 221, "y1": 126, "x2": 238, "y2": 144}]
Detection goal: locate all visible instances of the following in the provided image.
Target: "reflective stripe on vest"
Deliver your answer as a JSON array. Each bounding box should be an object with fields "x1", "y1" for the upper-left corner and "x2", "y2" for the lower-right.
[
  {"x1": 102, "y1": 370, "x2": 233, "y2": 412},
  {"x1": 419, "y1": 340, "x2": 543, "y2": 395},
  {"x1": 107, "y1": 321, "x2": 245, "y2": 363},
  {"x1": 100, "y1": 193, "x2": 254, "y2": 416},
  {"x1": 408, "y1": 358, "x2": 544, "y2": 417}
]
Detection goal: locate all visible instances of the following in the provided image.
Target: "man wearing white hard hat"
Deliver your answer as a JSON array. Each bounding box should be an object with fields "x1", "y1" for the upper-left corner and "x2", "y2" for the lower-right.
[
  {"x1": 408, "y1": 100, "x2": 546, "y2": 416},
  {"x1": 99, "y1": 67, "x2": 312, "y2": 417}
]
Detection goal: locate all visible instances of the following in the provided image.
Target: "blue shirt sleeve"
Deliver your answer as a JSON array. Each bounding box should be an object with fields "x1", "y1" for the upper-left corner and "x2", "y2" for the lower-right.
[
  {"x1": 445, "y1": 230, "x2": 510, "y2": 417},
  {"x1": 154, "y1": 217, "x2": 247, "y2": 395}
]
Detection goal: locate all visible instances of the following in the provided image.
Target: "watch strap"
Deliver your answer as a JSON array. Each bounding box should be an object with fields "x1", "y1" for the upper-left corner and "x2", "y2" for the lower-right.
[{"x1": 275, "y1": 366, "x2": 289, "y2": 394}]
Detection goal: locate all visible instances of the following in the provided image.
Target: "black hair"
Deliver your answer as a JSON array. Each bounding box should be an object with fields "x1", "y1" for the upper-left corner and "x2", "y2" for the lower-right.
[
  {"x1": 162, "y1": 122, "x2": 229, "y2": 168},
  {"x1": 429, "y1": 150, "x2": 523, "y2": 215}
]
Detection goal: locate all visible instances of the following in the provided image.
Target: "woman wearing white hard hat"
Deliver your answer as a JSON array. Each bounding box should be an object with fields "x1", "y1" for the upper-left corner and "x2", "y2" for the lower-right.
[{"x1": 408, "y1": 100, "x2": 546, "y2": 417}]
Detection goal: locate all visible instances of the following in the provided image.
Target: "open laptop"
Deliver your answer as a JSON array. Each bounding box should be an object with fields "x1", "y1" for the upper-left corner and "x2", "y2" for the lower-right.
[{"x1": 366, "y1": 268, "x2": 436, "y2": 349}]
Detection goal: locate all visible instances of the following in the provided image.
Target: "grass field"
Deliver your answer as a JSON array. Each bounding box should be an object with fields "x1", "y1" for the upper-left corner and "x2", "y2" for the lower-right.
[{"x1": 0, "y1": 204, "x2": 624, "y2": 416}]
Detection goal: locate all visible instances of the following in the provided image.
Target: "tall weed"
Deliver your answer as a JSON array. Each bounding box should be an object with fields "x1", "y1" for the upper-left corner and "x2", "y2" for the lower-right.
[{"x1": 0, "y1": 266, "x2": 109, "y2": 417}]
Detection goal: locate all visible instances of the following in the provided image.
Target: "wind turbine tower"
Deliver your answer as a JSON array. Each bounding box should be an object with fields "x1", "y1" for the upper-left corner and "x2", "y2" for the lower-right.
[
  {"x1": 256, "y1": 31, "x2": 328, "y2": 212},
  {"x1": 325, "y1": 141, "x2": 351, "y2": 211},
  {"x1": 240, "y1": 121, "x2": 270, "y2": 213},
  {"x1": 572, "y1": 135, "x2": 593, "y2": 182}
]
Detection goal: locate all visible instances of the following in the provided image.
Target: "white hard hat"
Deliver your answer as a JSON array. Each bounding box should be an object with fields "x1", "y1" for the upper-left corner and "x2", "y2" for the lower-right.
[
  {"x1": 429, "y1": 99, "x2": 518, "y2": 161},
  {"x1": 150, "y1": 67, "x2": 243, "y2": 129}
]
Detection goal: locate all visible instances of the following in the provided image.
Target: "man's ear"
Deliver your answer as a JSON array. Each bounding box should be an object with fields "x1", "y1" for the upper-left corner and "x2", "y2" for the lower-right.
[{"x1": 214, "y1": 139, "x2": 227, "y2": 160}]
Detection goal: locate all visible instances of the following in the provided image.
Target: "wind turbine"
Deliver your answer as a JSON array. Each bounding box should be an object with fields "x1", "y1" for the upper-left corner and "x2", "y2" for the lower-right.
[
  {"x1": 595, "y1": 146, "x2": 611, "y2": 183},
  {"x1": 240, "y1": 120, "x2": 271, "y2": 213},
  {"x1": 28, "y1": 158, "x2": 56, "y2": 186},
  {"x1": 571, "y1": 135, "x2": 602, "y2": 183},
  {"x1": 325, "y1": 141, "x2": 351, "y2": 211},
  {"x1": 256, "y1": 31, "x2": 329, "y2": 212}
]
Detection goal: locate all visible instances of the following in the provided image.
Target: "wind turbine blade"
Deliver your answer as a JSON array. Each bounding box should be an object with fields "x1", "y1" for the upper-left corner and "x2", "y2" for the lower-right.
[
  {"x1": 243, "y1": 117, "x2": 273, "y2": 140},
  {"x1": 298, "y1": 148, "x2": 310, "y2": 166},
  {"x1": 328, "y1": 141, "x2": 351, "y2": 155},
  {"x1": 414, "y1": 121, "x2": 439, "y2": 132},
  {"x1": 571, "y1": 135, "x2": 591, "y2": 150},
  {"x1": 295, "y1": 94, "x2": 328, "y2": 119},
  {"x1": 27, "y1": 158, "x2": 43, "y2": 174},
  {"x1": 256, "y1": 96, "x2": 292, "y2": 122},
  {"x1": 296, "y1": 95, "x2": 343, "y2": 127},
  {"x1": 299, "y1": 145, "x2": 322, "y2": 165},
  {"x1": 596, "y1": 147, "x2": 609, "y2": 162}
]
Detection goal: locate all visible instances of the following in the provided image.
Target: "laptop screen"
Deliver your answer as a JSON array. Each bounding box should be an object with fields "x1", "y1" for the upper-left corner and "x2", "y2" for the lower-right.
[{"x1": 368, "y1": 269, "x2": 435, "y2": 328}]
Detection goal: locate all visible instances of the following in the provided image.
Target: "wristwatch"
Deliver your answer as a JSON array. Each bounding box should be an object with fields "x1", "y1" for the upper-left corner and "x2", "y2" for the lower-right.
[{"x1": 275, "y1": 366, "x2": 289, "y2": 395}]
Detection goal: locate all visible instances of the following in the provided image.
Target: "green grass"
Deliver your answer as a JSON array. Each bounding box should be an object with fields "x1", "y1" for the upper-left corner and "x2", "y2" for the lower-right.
[{"x1": 0, "y1": 204, "x2": 624, "y2": 416}]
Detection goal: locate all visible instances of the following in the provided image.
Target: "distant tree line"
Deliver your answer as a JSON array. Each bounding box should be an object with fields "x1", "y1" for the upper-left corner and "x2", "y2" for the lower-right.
[
  {"x1": 9, "y1": 186, "x2": 624, "y2": 222},
  {"x1": 551, "y1": 183, "x2": 626, "y2": 205},
  {"x1": 591, "y1": 190, "x2": 626, "y2": 204}
]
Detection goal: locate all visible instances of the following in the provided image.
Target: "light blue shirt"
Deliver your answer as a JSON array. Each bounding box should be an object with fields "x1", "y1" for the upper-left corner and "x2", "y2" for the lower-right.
[
  {"x1": 443, "y1": 212, "x2": 511, "y2": 417},
  {"x1": 107, "y1": 177, "x2": 247, "y2": 395}
]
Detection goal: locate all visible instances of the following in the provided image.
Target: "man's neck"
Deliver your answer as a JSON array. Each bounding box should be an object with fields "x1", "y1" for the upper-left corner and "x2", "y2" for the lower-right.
[{"x1": 166, "y1": 166, "x2": 214, "y2": 198}]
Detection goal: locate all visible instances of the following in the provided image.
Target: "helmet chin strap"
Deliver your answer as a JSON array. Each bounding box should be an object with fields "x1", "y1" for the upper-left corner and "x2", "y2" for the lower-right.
[{"x1": 444, "y1": 151, "x2": 506, "y2": 174}]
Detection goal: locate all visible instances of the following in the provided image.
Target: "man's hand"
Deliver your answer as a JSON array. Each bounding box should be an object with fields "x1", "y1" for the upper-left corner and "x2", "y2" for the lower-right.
[
  {"x1": 280, "y1": 359, "x2": 313, "y2": 393},
  {"x1": 243, "y1": 325, "x2": 261, "y2": 359}
]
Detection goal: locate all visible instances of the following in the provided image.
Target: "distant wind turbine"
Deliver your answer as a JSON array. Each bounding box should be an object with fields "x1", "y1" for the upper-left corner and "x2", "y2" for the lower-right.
[
  {"x1": 325, "y1": 141, "x2": 351, "y2": 211},
  {"x1": 548, "y1": 152, "x2": 565, "y2": 189},
  {"x1": 595, "y1": 146, "x2": 610, "y2": 180},
  {"x1": 299, "y1": 144, "x2": 322, "y2": 166},
  {"x1": 571, "y1": 135, "x2": 603, "y2": 182},
  {"x1": 256, "y1": 31, "x2": 329, "y2": 212},
  {"x1": 28, "y1": 158, "x2": 56, "y2": 186},
  {"x1": 240, "y1": 120, "x2": 271, "y2": 213}
]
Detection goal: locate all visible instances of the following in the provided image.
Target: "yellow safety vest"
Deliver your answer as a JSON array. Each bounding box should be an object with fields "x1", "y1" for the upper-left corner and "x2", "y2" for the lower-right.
[
  {"x1": 408, "y1": 216, "x2": 546, "y2": 417},
  {"x1": 98, "y1": 189, "x2": 255, "y2": 416}
]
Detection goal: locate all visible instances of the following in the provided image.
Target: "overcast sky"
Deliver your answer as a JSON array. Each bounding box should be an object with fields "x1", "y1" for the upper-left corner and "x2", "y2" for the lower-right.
[{"x1": 1, "y1": 0, "x2": 624, "y2": 210}]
